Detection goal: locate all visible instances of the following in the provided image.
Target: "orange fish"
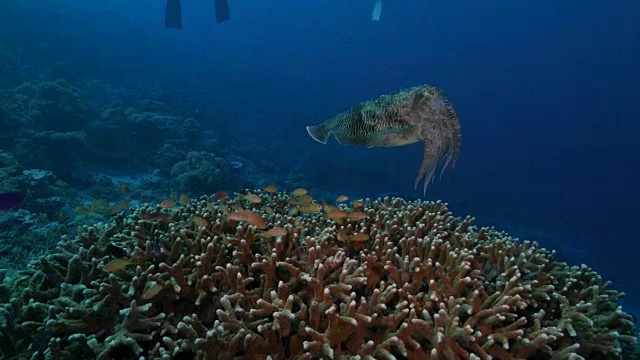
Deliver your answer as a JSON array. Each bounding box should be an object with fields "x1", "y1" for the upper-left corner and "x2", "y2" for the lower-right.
[
  {"x1": 243, "y1": 194, "x2": 262, "y2": 204},
  {"x1": 213, "y1": 191, "x2": 229, "y2": 201},
  {"x1": 299, "y1": 195, "x2": 314, "y2": 204},
  {"x1": 350, "y1": 233, "x2": 370, "y2": 242},
  {"x1": 91, "y1": 199, "x2": 110, "y2": 214},
  {"x1": 351, "y1": 200, "x2": 364, "y2": 208},
  {"x1": 336, "y1": 231, "x2": 369, "y2": 243},
  {"x1": 259, "y1": 227, "x2": 288, "y2": 237},
  {"x1": 120, "y1": 183, "x2": 129, "y2": 193},
  {"x1": 179, "y1": 193, "x2": 190, "y2": 206},
  {"x1": 142, "y1": 212, "x2": 170, "y2": 221},
  {"x1": 160, "y1": 199, "x2": 176, "y2": 209},
  {"x1": 264, "y1": 185, "x2": 277, "y2": 193},
  {"x1": 299, "y1": 203, "x2": 323, "y2": 213},
  {"x1": 227, "y1": 210, "x2": 268, "y2": 229},
  {"x1": 292, "y1": 188, "x2": 308, "y2": 196},
  {"x1": 336, "y1": 195, "x2": 349, "y2": 202},
  {"x1": 324, "y1": 204, "x2": 347, "y2": 220},
  {"x1": 193, "y1": 215, "x2": 210, "y2": 227},
  {"x1": 264, "y1": 206, "x2": 275, "y2": 214},
  {"x1": 73, "y1": 205, "x2": 90, "y2": 215},
  {"x1": 347, "y1": 211, "x2": 368, "y2": 220}
]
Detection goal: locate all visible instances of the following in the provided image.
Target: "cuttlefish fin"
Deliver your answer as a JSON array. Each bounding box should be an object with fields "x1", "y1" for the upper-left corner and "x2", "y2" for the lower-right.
[{"x1": 306, "y1": 124, "x2": 330, "y2": 144}]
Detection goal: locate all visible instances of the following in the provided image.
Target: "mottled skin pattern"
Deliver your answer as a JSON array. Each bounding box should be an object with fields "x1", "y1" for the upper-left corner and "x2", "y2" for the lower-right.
[{"x1": 306, "y1": 84, "x2": 461, "y2": 194}]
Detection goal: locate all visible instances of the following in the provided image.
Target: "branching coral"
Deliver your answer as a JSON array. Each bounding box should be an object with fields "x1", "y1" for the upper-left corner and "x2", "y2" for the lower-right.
[{"x1": 0, "y1": 192, "x2": 636, "y2": 359}]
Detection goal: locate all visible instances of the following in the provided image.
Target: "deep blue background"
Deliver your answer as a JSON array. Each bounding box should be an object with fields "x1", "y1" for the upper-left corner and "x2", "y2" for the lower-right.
[{"x1": 5, "y1": 0, "x2": 640, "y2": 312}]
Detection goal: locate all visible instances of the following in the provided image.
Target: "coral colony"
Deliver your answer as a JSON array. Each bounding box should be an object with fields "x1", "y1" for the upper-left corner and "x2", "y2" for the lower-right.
[{"x1": 0, "y1": 189, "x2": 636, "y2": 359}]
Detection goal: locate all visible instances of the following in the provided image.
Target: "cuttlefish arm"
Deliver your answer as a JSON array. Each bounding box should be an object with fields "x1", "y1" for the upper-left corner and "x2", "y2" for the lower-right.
[
  {"x1": 411, "y1": 87, "x2": 461, "y2": 195},
  {"x1": 415, "y1": 128, "x2": 445, "y2": 194}
]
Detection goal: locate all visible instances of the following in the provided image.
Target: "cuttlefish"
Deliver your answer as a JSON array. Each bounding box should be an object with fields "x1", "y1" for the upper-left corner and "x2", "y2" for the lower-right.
[{"x1": 306, "y1": 84, "x2": 461, "y2": 194}]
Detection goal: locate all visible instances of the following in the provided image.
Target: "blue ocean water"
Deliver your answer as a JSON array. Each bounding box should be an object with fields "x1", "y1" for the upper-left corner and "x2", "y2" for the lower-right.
[{"x1": 0, "y1": 0, "x2": 638, "y2": 331}]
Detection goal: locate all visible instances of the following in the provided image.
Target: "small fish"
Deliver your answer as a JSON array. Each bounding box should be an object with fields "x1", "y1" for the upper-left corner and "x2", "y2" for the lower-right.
[
  {"x1": 227, "y1": 210, "x2": 268, "y2": 229},
  {"x1": 264, "y1": 206, "x2": 275, "y2": 214},
  {"x1": 299, "y1": 195, "x2": 314, "y2": 204},
  {"x1": 287, "y1": 207, "x2": 299, "y2": 216},
  {"x1": 120, "y1": 183, "x2": 129, "y2": 193},
  {"x1": 91, "y1": 199, "x2": 110, "y2": 214},
  {"x1": 141, "y1": 212, "x2": 170, "y2": 221},
  {"x1": 103, "y1": 258, "x2": 143, "y2": 272},
  {"x1": 73, "y1": 205, "x2": 90, "y2": 215},
  {"x1": 347, "y1": 211, "x2": 368, "y2": 220},
  {"x1": 292, "y1": 188, "x2": 308, "y2": 196},
  {"x1": 212, "y1": 191, "x2": 229, "y2": 201},
  {"x1": 299, "y1": 203, "x2": 323, "y2": 213},
  {"x1": 350, "y1": 233, "x2": 370, "y2": 242},
  {"x1": 263, "y1": 185, "x2": 277, "y2": 193},
  {"x1": 336, "y1": 195, "x2": 349, "y2": 202},
  {"x1": 160, "y1": 199, "x2": 176, "y2": 209},
  {"x1": 193, "y1": 215, "x2": 210, "y2": 228},
  {"x1": 179, "y1": 193, "x2": 190, "y2": 206},
  {"x1": 324, "y1": 205, "x2": 347, "y2": 221},
  {"x1": 306, "y1": 85, "x2": 461, "y2": 194},
  {"x1": 243, "y1": 194, "x2": 262, "y2": 204},
  {"x1": 336, "y1": 230, "x2": 370, "y2": 243},
  {"x1": 142, "y1": 283, "x2": 164, "y2": 300},
  {"x1": 259, "y1": 227, "x2": 288, "y2": 237}
]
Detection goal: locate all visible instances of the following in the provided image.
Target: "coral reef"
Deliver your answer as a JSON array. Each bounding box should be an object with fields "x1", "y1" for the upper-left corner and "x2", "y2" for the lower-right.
[
  {"x1": 1, "y1": 80, "x2": 92, "y2": 132},
  {"x1": 87, "y1": 102, "x2": 201, "y2": 168},
  {"x1": 0, "y1": 209, "x2": 66, "y2": 271},
  {"x1": 0, "y1": 151, "x2": 68, "y2": 202},
  {"x1": 169, "y1": 151, "x2": 231, "y2": 194},
  {"x1": 0, "y1": 191, "x2": 636, "y2": 359},
  {"x1": 1, "y1": 79, "x2": 213, "y2": 186},
  {"x1": 14, "y1": 131, "x2": 89, "y2": 180}
]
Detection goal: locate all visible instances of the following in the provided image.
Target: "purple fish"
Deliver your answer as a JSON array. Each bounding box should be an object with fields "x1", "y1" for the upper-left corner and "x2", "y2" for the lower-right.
[{"x1": 0, "y1": 192, "x2": 27, "y2": 210}]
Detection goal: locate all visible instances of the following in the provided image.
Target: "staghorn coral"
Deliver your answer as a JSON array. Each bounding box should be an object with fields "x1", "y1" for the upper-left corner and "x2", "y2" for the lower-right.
[{"x1": 0, "y1": 191, "x2": 636, "y2": 360}]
